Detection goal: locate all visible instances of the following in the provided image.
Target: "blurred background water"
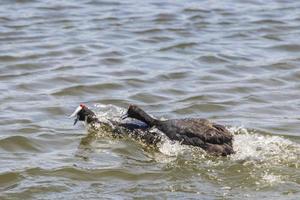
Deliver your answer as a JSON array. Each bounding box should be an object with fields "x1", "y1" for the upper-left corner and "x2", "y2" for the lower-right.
[{"x1": 0, "y1": 0, "x2": 299, "y2": 199}]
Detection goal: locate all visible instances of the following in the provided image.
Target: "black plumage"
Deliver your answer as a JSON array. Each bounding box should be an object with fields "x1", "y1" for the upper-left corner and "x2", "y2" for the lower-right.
[
  {"x1": 123, "y1": 105, "x2": 234, "y2": 156},
  {"x1": 70, "y1": 105, "x2": 161, "y2": 146}
]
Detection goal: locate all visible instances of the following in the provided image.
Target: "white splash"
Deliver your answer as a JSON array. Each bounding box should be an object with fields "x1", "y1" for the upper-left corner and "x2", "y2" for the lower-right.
[
  {"x1": 94, "y1": 103, "x2": 125, "y2": 123},
  {"x1": 157, "y1": 134, "x2": 187, "y2": 157},
  {"x1": 148, "y1": 128, "x2": 189, "y2": 163},
  {"x1": 229, "y1": 127, "x2": 300, "y2": 165},
  {"x1": 229, "y1": 126, "x2": 300, "y2": 186},
  {"x1": 260, "y1": 172, "x2": 284, "y2": 185}
]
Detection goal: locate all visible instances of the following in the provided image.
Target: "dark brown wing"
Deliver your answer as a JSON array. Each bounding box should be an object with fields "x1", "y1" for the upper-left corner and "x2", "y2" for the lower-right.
[{"x1": 170, "y1": 118, "x2": 233, "y2": 145}]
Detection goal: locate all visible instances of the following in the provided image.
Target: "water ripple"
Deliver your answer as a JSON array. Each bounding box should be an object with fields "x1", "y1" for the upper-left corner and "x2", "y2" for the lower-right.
[
  {"x1": 0, "y1": 136, "x2": 42, "y2": 152},
  {"x1": 1, "y1": 0, "x2": 300, "y2": 199}
]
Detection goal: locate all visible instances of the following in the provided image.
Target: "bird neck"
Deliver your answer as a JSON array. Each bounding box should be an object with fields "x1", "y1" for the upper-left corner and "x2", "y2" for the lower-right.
[{"x1": 133, "y1": 108, "x2": 158, "y2": 126}]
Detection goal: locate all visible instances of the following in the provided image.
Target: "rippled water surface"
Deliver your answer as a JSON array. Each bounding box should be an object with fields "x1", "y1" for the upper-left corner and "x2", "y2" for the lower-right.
[{"x1": 1, "y1": 0, "x2": 300, "y2": 199}]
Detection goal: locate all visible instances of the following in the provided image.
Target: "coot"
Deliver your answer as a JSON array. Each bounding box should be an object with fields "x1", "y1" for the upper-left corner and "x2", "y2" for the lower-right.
[
  {"x1": 69, "y1": 104, "x2": 161, "y2": 145},
  {"x1": 122, "y1": 105, "x2": 234, "y2": 156}
]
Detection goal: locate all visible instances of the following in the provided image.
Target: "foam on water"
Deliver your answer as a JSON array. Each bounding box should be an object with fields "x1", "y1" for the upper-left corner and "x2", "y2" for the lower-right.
[
  {"x1": 260, "y1": 172, "x2": 284, "y2": 186},
  {"x1": 156, "y1": 131, "x2": 187, "y2": 157},
  {"x1": 228, "y1": 126, "x2": 300, "y2": 187},
  {"x1": 94, "y1": 103, "x2": 126, "y2": 125},
  {"x1": 229, "y1": 126, "x2": 300, "y2": 166}
]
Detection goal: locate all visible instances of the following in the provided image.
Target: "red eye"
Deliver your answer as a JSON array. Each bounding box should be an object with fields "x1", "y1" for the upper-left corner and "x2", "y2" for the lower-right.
[{"x1": 80, "y1": 104, "x2": 85, "y2": 108}]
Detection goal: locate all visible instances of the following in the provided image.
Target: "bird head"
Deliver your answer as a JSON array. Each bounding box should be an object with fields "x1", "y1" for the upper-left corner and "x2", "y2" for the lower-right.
[
  {"x1": 69, "y1": 104, "x2": 96, "y2": 125},
  {"x1": 121, "y1": 104, "x2": 148, "y2": 122}
]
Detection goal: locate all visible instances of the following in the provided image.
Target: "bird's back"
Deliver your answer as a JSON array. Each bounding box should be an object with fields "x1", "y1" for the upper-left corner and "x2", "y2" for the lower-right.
[{"x1": 157, "y1": 118, "x2": 233, "y2": 145}]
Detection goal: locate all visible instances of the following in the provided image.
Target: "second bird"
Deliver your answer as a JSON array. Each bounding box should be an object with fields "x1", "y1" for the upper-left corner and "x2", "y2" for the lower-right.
[{"x1": 122, "y1": 105, "x2": 234, "y2": 156}]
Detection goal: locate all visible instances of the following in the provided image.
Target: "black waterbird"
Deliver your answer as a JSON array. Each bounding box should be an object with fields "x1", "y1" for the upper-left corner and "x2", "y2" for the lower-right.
[
  {"x1": 122, "y1": 105, "x2": 234, "y2": 156},
  {"x1": 69, "y1": 104, "x2": 161, "y2": 145}
]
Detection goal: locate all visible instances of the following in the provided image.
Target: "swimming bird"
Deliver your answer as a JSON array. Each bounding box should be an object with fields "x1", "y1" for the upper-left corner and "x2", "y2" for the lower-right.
[
  {"x1": 69, "y1": 104, "x2": 161, "y2": 145},
  {"x1": 69, "y1": 104, "x2": 99, "y2": 125},
  {"x1": 122, "y1": 105, "x2": 234, "y2": 156}
]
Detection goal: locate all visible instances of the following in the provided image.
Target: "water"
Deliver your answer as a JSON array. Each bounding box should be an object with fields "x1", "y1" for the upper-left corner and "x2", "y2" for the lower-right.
[{"x1": 1, "y1": 0, "x2": 300, "y2": 199}]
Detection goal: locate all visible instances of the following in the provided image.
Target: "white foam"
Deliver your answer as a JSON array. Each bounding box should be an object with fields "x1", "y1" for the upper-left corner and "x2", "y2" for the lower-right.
[
  {"x1": 261, "y1": 172, "x2": 284, "y2": 185},
  {"x1": 157, "y1": 135, "x2": 187, "y2": 157},
  {"x1": 229, "y1": 126, "x2": 300, "y2": 186},
  {"x1": 230, "y1": 127, "x2": 300, "y2": 165},
  {"x1": 151, "y1": 134, "x2": 188, "y2": 163},
  {"x1": 94, "y1": 103, "x2": 125, "y2": 123}
]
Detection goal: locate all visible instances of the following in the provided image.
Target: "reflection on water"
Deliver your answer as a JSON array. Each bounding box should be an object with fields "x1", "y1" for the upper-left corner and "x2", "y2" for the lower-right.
[{"x1": 1, "y1": 0, "x2": 300, "y2": 199}]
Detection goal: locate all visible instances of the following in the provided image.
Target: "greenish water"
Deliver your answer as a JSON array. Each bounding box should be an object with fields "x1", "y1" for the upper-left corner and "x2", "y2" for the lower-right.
[{"x1": 0, "y1": 0, "x2": 300, "y2": 199}]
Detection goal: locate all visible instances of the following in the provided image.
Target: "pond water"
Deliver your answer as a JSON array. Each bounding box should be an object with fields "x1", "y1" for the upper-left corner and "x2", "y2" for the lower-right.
[{"x1": 0, "y1": 0, "x2": 299, "y2": 199}]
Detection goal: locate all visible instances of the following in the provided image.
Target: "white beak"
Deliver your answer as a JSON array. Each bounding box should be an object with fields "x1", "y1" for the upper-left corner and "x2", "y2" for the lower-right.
[{"x1": 69, "y1": 106, "x2": 83, "y2": 118}]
